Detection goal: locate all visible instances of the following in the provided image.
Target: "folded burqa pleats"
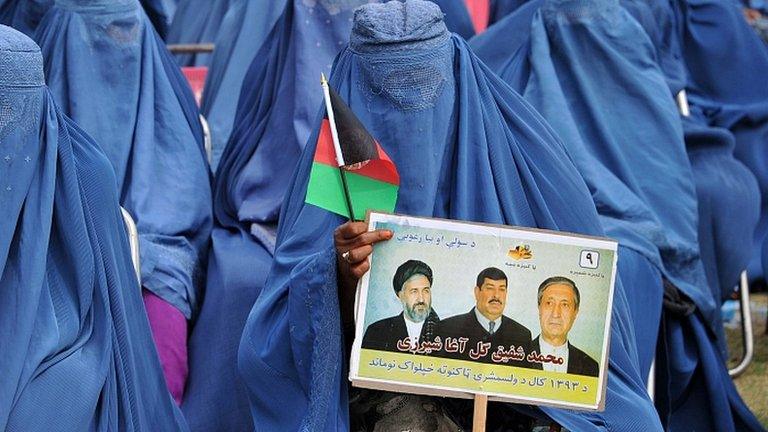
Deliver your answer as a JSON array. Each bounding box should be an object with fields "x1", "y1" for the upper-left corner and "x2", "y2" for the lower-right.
[
  {"x1": 473, "y1": 0, "x2": 703, "y2": 377},
  {"x1": 677, "y1": 0, "x2": 768, "y2": 282},
  {"x1": 201, "y1": 0, "x2": 286, "y2": 169},
  {"x1": 182, "y1": 1, "x2": 378, "y2": 430},
  {"x1": 0, "y1": 24, "x2": 188, "y2": 432},
  {"x1": 166, "y1": 0, "x2": 237, "y2": 66},
  {"x1": 472, "y1": 1, "x2": 764, "y2": 430},
  {"x1": 139, "y1": 0, "x2": 176, "y2": 39},
  {"x1": 237, "y1": 1, "x2": 660, "y2": 430},
  {"x1": 35, "y1": 0, "x2": 213, "y2": 403}
]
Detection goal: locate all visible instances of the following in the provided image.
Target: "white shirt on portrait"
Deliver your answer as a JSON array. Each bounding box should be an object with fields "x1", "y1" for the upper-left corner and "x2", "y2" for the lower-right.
[
  {"x1": 404, "y1": 316, "x2": 425, "y2": 349},
  {"x1": 538, "y1": 336, "x2": 569, "y2": 373},
  {"x1": 473, "y1": 307, "x2": 502, "y2": 334}
]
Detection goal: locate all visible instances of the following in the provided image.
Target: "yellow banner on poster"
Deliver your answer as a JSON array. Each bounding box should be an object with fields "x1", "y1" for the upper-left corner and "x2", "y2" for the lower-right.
[{"x1": 358, "y1": 349, "x2": 600, "y2": 407}]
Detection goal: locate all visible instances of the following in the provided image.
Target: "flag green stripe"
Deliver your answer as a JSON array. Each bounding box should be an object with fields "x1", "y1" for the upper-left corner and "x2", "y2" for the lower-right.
[{"x1": 306, "y1": 162, "x2": 399, "y2": 220}]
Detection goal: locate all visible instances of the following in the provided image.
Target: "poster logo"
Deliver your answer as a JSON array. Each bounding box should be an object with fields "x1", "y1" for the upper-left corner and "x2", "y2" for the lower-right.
[{"x1": 508, "y1": 244, "x2": 533, "y2": 260}]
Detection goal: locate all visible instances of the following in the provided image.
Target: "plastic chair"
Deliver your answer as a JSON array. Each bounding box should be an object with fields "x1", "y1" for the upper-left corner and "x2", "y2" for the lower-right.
[
  {"x1": 677, "y1": 90, "x2": 754, "y2": 378},
  {"x1": 728, "y1": 270, "x2": 754, "y2": 377}
]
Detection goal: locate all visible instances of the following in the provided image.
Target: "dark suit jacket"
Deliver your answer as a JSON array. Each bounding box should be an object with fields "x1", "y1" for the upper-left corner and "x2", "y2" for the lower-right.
[
  {"x1": 531, "y1": 336, "x2": 599, "y2": 377},
  {"x1": 361, "y1": 309, "x2": 440, "y2": 354},
  {"x1": 437, "y1": 309, "x2": 536, "y2": 368}
]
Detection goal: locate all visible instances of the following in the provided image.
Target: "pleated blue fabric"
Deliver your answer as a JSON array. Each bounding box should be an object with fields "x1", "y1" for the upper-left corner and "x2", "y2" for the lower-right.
[
  {"x1": 237, "y1": 1, "x2": 660, "y2": 430},
  {"x1": 35, "y1": 0, "x2": 212, "y2": 320},
  {"x1": 678, "y1": 0, "x2": 768, "y2": 282},
  {"x1": 473, "y1": 1, "x2": 764, "y2": 430},
  {"x1": 0, "y1": 24, "x2": 188, "y2": 432},
  {"x1": 472, "y1": 0, "x2": 705, "y2": 379},
  {"x1": 182, "y1": 1, "x2": 376, "y2": 430},
  {"x1": 201, "y1": 0, "x2": 286, "y2": 169},
  {"x1": 139, "y1": 0, "x2": 176, "y2": 38}
]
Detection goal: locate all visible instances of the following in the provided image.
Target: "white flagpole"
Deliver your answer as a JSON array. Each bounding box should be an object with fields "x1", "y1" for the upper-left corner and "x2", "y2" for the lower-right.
[
  {"x1": 321, "y1": 73, "x2": 346, "y2": 167},
  {"x1": 320, "y1": 73, "x2": 355, "y2": 220}
]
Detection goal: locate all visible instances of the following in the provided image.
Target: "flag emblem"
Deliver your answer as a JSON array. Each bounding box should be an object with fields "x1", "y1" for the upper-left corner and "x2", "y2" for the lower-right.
[{"x1": 305, "y1": 75, "x2": 400, "y2": 220}]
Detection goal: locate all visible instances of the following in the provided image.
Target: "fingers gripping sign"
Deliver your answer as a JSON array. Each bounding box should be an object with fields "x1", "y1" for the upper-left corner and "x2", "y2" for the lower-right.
[{"x1": 334, "y1": 221, "x2": 393, "y2": 325}]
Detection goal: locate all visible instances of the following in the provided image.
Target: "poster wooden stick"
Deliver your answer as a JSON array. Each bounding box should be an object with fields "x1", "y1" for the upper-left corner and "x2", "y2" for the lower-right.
[{"x1": 472, "y1": 394, "x2": 488, "y2": 432}]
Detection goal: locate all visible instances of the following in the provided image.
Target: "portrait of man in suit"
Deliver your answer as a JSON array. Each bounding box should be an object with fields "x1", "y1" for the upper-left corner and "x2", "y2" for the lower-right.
[
  {"x1": 437, "y1": 267, "x2": 536, "y2": 368},
  {"x1": 361, "y1": 260, "x2": 440, "y2": 354},
  {"x1": 532, "y1": 276, "x2": 599, "y2": 377}
]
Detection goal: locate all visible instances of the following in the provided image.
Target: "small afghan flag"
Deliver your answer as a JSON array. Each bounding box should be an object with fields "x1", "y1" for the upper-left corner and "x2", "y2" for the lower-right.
[{"x1": 305, "y1": 75, "x2": 399, "y2": 220}]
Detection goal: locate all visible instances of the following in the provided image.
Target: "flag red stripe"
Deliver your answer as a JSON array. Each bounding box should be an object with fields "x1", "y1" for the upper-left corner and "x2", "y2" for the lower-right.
[
  {"x1": 313, "y1": 120, "x2": 338, "y2": 166},
  {"x1": 313, "y1": 120, "x2": 400, "y2": 186}
]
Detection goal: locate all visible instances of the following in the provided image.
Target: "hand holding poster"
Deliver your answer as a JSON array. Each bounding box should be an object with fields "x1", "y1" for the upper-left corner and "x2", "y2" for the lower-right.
[{"x1": 350, "y1": 212, "x2": 618, "y2": 411}]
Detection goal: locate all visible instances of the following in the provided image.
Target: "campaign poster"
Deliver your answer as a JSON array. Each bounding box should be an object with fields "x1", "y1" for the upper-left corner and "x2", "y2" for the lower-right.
[{"x1": 349, "y1": 212, "x2": 618, "y2": 411}]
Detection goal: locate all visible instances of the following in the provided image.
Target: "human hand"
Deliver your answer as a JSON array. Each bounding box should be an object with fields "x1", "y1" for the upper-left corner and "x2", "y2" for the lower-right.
[{"x1": 334, "y1": 221, "x2": 393, "y2": 324}]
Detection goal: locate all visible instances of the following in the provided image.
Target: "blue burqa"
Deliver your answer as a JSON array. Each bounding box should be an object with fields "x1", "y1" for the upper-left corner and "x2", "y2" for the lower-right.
[
  {"x1": 0, "y1": 25, "x2": 187, "y2": 432},
  {"x1": 237, "y1": 1, "x2": 660, "y2": 430},
  {"x1": 35, "y1": 0, "x2": 212, "y2": 322},
  {"x1": 201, "y1": 0, "x2": 286, "y2": 169},
  {"x1": 181, "y1": 1, "x2": 378, "y2": 430},
  {"x1": 166, "y1": 0, "x2": 237, "y2": 66},
  {"x1": 472, "y1": 0, "x2": 707, "y2": 380},
  {"x1": 473, "y1": 1, "x2": 764, "y2": 431},
  {"x1": 139, "y1": 0, "x2": 176, "y2": 38},
  {"x1": 0, "y1": 0, "x2": 51, "y2": 35},
  {"x1": 677, "y1": 0, "x2": 768, "y2": 282}
]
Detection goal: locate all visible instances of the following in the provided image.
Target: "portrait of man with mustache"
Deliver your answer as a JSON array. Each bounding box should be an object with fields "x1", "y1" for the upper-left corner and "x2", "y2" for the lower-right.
[
  {"x1": 361, "y1": 260, "x2": 440, "y2": 354},
  {"x1": 437, "y1": 267, "x2": 536, "y2": 368},
  {"x1": 532, "y1": 276, "x2": 599, "y2": 377}
]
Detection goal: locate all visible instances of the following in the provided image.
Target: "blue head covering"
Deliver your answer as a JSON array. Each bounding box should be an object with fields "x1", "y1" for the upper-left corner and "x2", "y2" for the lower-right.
[
  {"x1": 139, "y1": 0, "x2": 177, "y2": 38},
  {"x1": 677, "y1": 0, "x2": 768, "y2": 282},
  {"x1": 237, "y1": 1, "x2": 659, "y2": 430},
  {"x1": 0, "y1": 24, "x2": 187, "y2": 431},
  {"x1": 0, "y1": 0, "x2": 52, "y2": 35},
  {"x1": 181, "y1": 1, "x2": 375, "y2": 430},
  {"x1": 201, "y1": 0, "x2": 286, "y2": 169},
  {"x1": 166, "y1": 0, "x2": 237, "y2": 66},
  {"x1": 35, "y1": 0, "x2": 212, "y2": 320}
]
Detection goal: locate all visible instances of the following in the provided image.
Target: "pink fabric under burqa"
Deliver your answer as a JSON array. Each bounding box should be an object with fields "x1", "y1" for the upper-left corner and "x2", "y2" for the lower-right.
[{"x1": 142, "y1": 289, "x2": 188, "y2": 404}]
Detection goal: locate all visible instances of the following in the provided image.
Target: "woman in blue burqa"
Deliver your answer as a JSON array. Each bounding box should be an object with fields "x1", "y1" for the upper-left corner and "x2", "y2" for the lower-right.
[
  {"x1": 612, "y1": 1, "x2": 763, "y2": 429},
  {"x1": 201, "y1": 0, "x2": 486, "y2": 171},
  {"x1": 675, "y1": 0, "x2": 768, "y2": 284},
  {"x1": 200, "y1": 0, "x2": 286, "y2": 169},
  {"x1": 237, "y1": 1, "x2": 660, "y2": 430},
  {"x1": 34, "y1": 0, "x2": 213, "y2": 405},
  {"x1": 0, "y1": 25, "x2": 187, "y2": 431},
  {"x1": 470, "y1": 2, "x2": 763, "y2": 431},
  {"x1": 182, "y1": 1, "x2": 382, "y2": 430}
]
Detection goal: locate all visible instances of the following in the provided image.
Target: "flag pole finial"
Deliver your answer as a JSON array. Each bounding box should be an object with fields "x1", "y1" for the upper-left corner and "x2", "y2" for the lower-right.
[{"x1": 320, "y1": 72, "x2": 328, "y2": 85}]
